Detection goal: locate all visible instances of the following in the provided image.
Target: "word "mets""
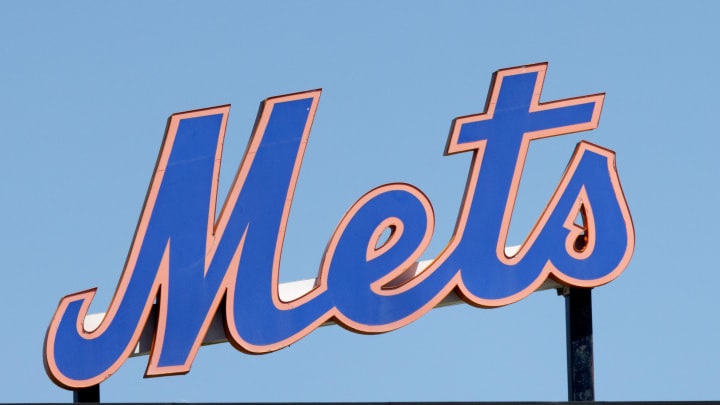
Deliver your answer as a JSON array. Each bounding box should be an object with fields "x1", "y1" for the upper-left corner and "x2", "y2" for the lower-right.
[{"x1": 45, "y1": 63, "x2": 634, "y2": 389}]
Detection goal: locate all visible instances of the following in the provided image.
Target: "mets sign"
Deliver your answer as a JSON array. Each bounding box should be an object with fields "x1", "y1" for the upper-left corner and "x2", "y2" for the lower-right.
[{"x1": 44, "y1": 63, "x2": 634, "y2": 389}]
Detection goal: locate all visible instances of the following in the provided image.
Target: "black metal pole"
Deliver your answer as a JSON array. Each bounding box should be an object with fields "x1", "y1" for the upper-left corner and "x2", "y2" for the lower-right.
[
  {"x1": 73, "y1": 385, "x2": 100, "y2": 403},
  {"x1": 563, "y1": 287, "x2": 594, "y2": 401}
]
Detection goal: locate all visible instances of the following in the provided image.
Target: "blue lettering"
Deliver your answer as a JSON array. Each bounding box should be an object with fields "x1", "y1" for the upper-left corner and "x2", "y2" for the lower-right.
[{"x1": 45, "y1": 64, "x2": 634, "y2": 390}]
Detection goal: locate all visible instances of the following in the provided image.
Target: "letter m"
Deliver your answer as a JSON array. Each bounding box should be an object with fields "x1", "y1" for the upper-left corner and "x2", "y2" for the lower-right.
[{"x1": 44, "y1": 90, "x2": 321, "y2": 389}]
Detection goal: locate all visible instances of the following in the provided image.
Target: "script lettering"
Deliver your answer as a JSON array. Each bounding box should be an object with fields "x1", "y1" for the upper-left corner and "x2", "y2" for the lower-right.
[{"x1": 45, "y1": 63, "x2": 634, "y2": 389}]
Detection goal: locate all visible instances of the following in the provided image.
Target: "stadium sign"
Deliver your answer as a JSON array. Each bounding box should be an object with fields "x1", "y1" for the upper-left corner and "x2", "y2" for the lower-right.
[{"x1": 44, "y1": 63, "x2": 634, "y2": 390}]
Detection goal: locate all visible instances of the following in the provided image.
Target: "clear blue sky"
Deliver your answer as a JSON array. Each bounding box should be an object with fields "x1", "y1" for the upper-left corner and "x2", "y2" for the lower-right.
[{"x1": 2, "y1": 2, "x2": 719, "y2": 402}]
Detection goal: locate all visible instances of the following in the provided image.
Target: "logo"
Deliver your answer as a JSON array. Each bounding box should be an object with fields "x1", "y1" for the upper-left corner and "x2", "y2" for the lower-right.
[{"x1": 45, "y1": 63, "x2": 634, "y2": 389}]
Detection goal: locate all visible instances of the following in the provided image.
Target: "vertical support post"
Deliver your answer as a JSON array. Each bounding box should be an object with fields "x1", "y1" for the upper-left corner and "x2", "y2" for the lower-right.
[
  {"x1": 563, "y1": 287, "x2": 594, "y2": 401},
  {"x1": 73, "y1": 385, "x2": 100, "y2": 403}
]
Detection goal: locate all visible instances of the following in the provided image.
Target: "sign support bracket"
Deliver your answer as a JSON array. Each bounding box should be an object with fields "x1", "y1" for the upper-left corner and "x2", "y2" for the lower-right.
[
  {"x1": 561, "y1": 286, "x2": 595, "y2": 402},
  {"x1": 73, "y1": 385, "x2": 99, "y2": 403}
]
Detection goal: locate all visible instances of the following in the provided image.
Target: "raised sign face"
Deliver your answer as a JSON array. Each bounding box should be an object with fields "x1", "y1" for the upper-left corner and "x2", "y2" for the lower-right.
[{"x1": 44, "y1": 63, "x2": 634, "y2": 390}]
